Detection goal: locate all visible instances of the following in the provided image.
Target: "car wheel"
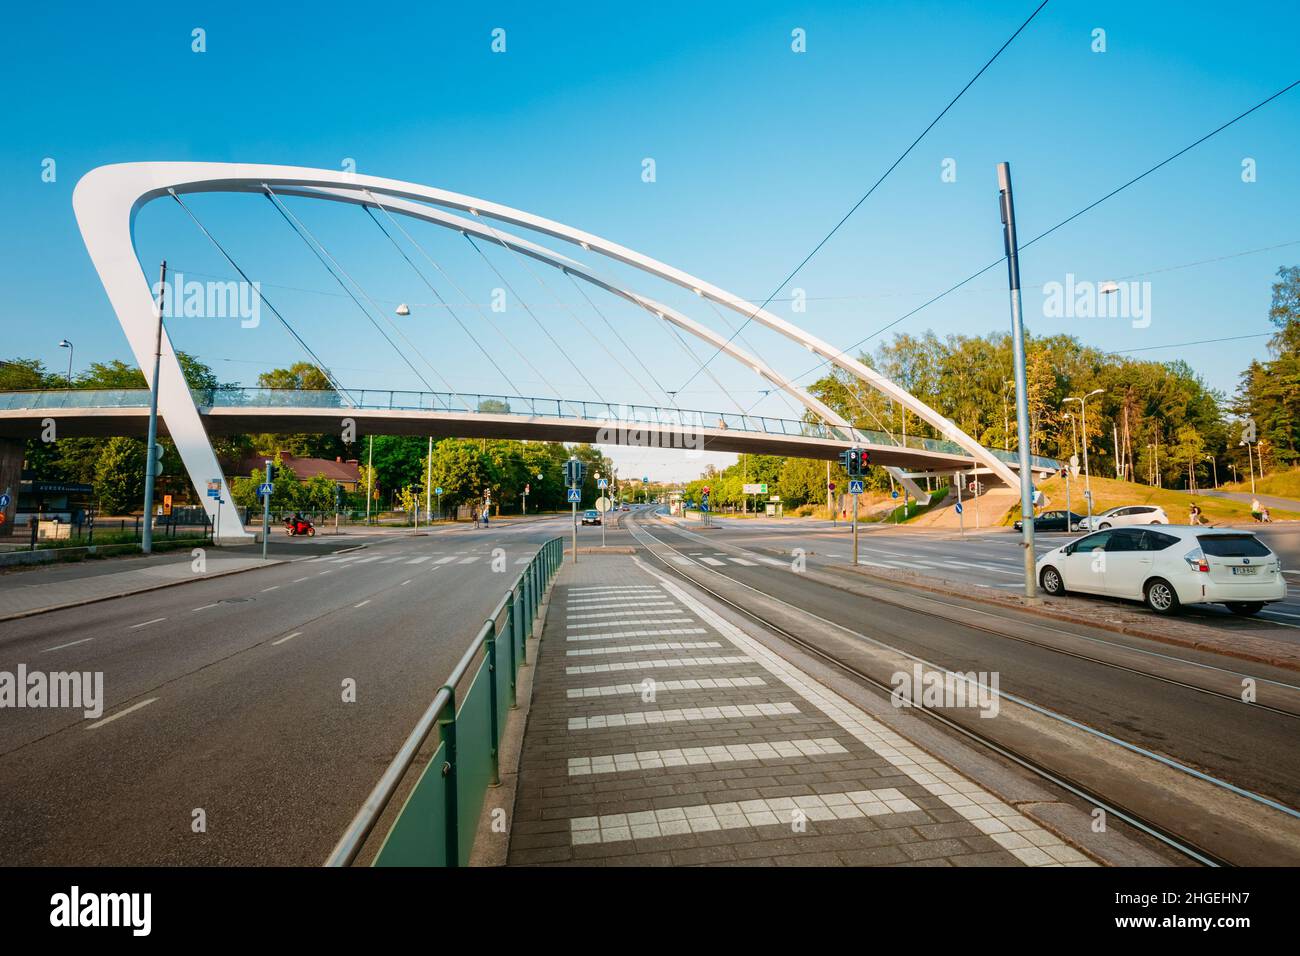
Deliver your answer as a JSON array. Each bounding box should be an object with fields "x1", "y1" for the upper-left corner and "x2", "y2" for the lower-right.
[
  {"x1": 1069, "y1": 523, "x2": 1079, "y2": 531},
  {"x1": 1226, "y1": 602, "x2": 1264, "y2": 616},
  {"x1": 1040, "y1": 566, "x2": 1065, "y2": 595},
  {"x1": 1144, "y1": 578, "x2": 1180, "y2": 615},
  {"x1": 1098, "y1": 522, "x2": 1111, "y2": 530}
]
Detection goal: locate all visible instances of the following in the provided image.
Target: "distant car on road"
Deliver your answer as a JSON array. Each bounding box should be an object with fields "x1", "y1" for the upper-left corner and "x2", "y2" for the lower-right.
[
  {"x1": 1036, "y1": 526, "x2": 1284, "y2": 616},
  {"x1": 621, "y1": 505, "x2": 631, "y2": 512},
  {"x1": 1015, "y1": 509, "x2": 1086, "y2": 533},
  {"x1": 1075, "y1": 504, "x2": 1168, "y2": 531},
  {"x1": 581, "y1": 509, "x2": 601, "y2": 526}
]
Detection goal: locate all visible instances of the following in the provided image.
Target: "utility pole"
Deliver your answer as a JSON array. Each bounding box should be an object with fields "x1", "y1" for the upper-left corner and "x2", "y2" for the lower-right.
[
  {"x1": 365, "y1": 435, "x2": 374, "y2": 525},
  {"x1": 424, "y1": 436, "x2": 432, "y2": 526},
  {"x1": 997, "y1": 163, "x2": 1036, "y2": 598},
  {"x1": 141, "y1": 260, "x2": 166, "y2": 555},
  {"x1": 261, "y1": 459, "x2": 272, "y2": 560}
]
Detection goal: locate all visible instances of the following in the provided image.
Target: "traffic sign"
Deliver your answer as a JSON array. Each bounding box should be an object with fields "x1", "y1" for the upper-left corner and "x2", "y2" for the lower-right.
[
  {"x1": 0, "y1": 493, "x2": 9, "y2": 509},
  {"x1": 642, "y1": 475, "x2": 649, "y2": 484},
  {"x1": 827, "y1": 482, "x2": 836, "y2": 491},
  {"x1": 206, "y1": 479, "x2": 221, "y2": 498},
  {"x1": 257, "y1": 482, "x2": 274, "y2": 497},
  {"x1": 849, "y1": 479, "x2": 865, "y2": 495},
  {"x1": 595, "y1": 496, "x2": 612, "y2": 513},
  {"x1": 891, "y1": 490, "x2": 899, "y2": 499},
  {"x1": 567, "y1": 488, "x2": 582, "y2": 503},
  {"x1": 597, "y1": 478, "x2": 609, "y2": 489},
  {"x1": 955, "y1": 502, "x2": 964, "y2": 515},
  {"x1": 435, "y1": 486, "x2": 443, "y2": 495}
]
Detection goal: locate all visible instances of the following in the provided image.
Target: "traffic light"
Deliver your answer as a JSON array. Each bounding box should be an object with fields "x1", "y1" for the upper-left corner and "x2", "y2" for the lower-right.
[
  {"x1": 564, "y1": 458, "x2": 586, "y2": 488},
  {"x1": 838, "y1": 447, "x2": 870, "y2": 477}
]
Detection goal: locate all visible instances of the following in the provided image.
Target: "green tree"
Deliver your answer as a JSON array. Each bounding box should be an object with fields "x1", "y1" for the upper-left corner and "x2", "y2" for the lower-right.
[{"x1": 93, "y1": 436, "x2": 146, "y2": 514}]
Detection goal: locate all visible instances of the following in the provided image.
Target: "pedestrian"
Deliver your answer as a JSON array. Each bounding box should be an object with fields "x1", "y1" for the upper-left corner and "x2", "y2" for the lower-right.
[
  {"x1": 1262, "y1": 506, "x2": 1272, "y2": 523},
  {"x1": 1189, "y1": 502, "x2": 1202, "y2": 526},
  {"x1": 471, "y1": 507, "x2": 479, "y2": 528},
  {"x1": 1251, "y1": 497, "x2": 1263, "y2": 523}
]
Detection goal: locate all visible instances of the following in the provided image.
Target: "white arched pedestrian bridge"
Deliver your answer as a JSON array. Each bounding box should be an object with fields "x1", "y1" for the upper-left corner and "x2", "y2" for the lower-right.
[{"x1": 58, "y1": 161, "x2": 1058, "y2": 540}]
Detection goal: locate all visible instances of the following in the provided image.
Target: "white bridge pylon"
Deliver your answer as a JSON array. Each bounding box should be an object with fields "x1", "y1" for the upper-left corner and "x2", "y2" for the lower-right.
[{"x1": 73, "y1": 162, "x2": 1016, "y2": 538}]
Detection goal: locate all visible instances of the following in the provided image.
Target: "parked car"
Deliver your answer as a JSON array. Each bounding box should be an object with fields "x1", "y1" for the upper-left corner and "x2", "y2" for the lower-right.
[
  {"x1": 581, "y1": 509, "x2": 601, "y2": 526},
  {"x1": 1015, "y1": 509, "x2": 1086, "y2": 532},
  {"x1": 1036, "y1": 526, "x2": 1284, "y2": 616},
  {"x1": 1075, "y1": 504, "x2": 1168, "y2": 531}
]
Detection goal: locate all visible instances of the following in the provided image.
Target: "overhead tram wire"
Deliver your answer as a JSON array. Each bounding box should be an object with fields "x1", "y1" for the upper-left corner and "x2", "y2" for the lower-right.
[
  {"x1": 260, "y1": 186, "x2": 462, "y2": 406},
  {"x1": 467, "y1": 216, "x2": 671, "y2": 408},
  {"x1": 787, "y1": 76, "x2": 1300, "y2": 389},
  {"x1": 167, "y1": 190, "x2": 356, "y2": 406},
  {"x1": 360, "y1": 192, "x2": 581, "y2": 415},
  {"x1": 673, "y1": 0, "x2": 1054, "y2": 396}
]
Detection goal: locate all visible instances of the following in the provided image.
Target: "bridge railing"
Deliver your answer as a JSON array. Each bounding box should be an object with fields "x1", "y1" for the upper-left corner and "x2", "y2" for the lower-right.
[
  {"x1": 0, "y1": 388, "x2": 1060, "y2": 469},
  {"x1": 325, "y1": 535, "x2": 564, "y2": 867}
]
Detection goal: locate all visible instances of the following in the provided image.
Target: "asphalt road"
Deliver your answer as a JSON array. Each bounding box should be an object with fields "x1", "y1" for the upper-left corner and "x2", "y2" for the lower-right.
[
  {"x1": 690, "y1": 515, "x2": 1300, "y2": 639},
  {"x1": 0, "y1": 513, "x2": 606, "y2": 865},
  {"x1": 634, "y1": 513, "x2": 1300, "y2": 824}
]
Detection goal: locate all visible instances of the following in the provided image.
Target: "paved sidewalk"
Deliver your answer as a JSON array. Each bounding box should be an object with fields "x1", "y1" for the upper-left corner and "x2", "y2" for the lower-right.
[
  {"x1": 0, "y1": 550, "x2": 285, "y2": 620},
  {"x1": 507, "y1": 553, "x2": 1097, "y2": 867}
]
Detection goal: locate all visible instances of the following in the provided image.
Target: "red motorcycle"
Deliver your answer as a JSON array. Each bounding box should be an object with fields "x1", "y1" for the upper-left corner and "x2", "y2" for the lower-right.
[{"x1": 284, "y1": 516, "x2": 315, "y2": 536}]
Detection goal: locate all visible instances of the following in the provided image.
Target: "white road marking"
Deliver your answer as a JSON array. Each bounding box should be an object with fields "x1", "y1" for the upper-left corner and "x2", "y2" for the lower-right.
[
  {"x1": 567, "y1": 737, "x2": 846, "y2": 775},
  {"x1": 566, "y1": 655, "x2": 750, "y2": 675},
  {"x1": 354, "y1": 600, "x2": 371, "y2": 608},
  {"x1": 130, "y1": 618, "x2": 166, "y2": 629},
  {"x1": 192, "y1": 603, "x2": 218, "y2": 612},
  {"x1": 566, "y1": 641, "x2": 722, "y2": 656},
  {"x1": 318, "y1": 570, "x2": 333, "y2": 575},
  {"x1": 42, "y1": 637, "x2": 95, "y2": 653},
  {"x1": 354, "y1": 556, "x2": 383, "y2": 564},
  {"x1": 261, "y1": 586, "x2": 280, "y2": 593},
  {"x1": 272, "y1": 631, "x2": 303, "y2": 646},
  {"x1": 458, "y1": 556, "x2": 480, "y2": 564},
  {"x1": 86, "y1": 698, "x2": 158, "y2": 730},
  {"x1": 729, "y1": 557, "x2": 759, "y2": 566},
  {"x1": 566, "y1": 676, "x2": 767, "y2": 698},
  {"x1": 401, "y1": 579, "x2": 412, "y2": 586},
  {"x1": 435, "y1": 556, "x2": 457, "y2": 564},
  {"x1": 567, "y1": 617, "x2": 694, "y2": 630},
  {"x1": 569, "y1": 701, "x2": 799, "y2": 730},
  {"x1": 699, "y1": 557, "x2": 726, "y2": 566},
  {"x1": 293, "y1": 577, "x2": 310, "y2": 583},
  {"x1": 406, "y1": 556, "x2": 432, "y2": 564}
]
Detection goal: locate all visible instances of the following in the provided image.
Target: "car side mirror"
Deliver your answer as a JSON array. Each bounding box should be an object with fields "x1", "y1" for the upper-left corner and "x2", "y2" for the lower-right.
[{"x1": 1063, "y1": 545, "x2": 1075, "y2": 556}]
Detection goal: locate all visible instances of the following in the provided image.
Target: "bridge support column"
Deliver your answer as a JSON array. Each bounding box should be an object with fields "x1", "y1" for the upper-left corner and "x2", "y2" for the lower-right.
[{"x1": 0, "y1": 437, "x2": 23, "y2": 537}]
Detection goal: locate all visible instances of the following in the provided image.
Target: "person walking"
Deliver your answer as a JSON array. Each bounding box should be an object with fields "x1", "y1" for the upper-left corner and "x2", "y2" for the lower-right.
[
  {"x1": 1189, "y1": 502, "x2": 1202, "y2": 526},
  {"x1": 471, "y1": 507, "x2": 479, "y2": 529},
  {"x1": 1251, "y1": 497, "x2": 1263, "y2": 523}
]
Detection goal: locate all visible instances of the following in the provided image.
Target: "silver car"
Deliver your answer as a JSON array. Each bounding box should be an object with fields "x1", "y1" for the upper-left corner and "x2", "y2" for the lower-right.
[{"x1": 1076, "y1": 504, "x2": 1168, "y2": 531}]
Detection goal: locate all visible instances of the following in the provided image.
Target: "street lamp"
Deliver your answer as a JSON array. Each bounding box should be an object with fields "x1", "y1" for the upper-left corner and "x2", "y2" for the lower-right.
[
  {"x1": 1205, "y1": 454, "x2": 1218, "y2": 490},
  {"x1": 1240, "y1": 439, "x2": 1257, "y2": 495},
  {"x1": 395, "y1": 303, "x2": 411, "y2": 316},
  {"x1": 1062, "y1": 388, "x2": 1104, "y2": 521},
  {"x1": 58, "y1": 339, "x2": 73, "y2": 387}
]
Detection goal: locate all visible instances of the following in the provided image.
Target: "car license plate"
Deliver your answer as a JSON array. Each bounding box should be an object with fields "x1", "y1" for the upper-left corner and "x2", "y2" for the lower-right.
[{"x1": 1232, "y1": 566, "x2": 1258, "y2": 575}]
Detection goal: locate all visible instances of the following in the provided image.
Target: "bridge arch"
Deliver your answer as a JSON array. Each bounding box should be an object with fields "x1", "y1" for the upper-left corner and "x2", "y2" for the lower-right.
[{"x1": 73, "y1": 162, "x2": 1003, "y2": 535}]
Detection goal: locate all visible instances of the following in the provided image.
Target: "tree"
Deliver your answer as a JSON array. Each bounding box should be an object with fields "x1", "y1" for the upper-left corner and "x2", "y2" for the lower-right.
[
  {"x1": 93, "y1": 437, "x2": 146, "y2": 514},
  {"x1": 0, "y1": 358, "x2": 52, "y2": 390}
]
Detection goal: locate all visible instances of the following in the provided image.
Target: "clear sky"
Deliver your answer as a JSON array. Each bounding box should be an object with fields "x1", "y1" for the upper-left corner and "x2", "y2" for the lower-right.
[{"x1": 2, "y1": 1, "x2": 1297, "y2": 480}]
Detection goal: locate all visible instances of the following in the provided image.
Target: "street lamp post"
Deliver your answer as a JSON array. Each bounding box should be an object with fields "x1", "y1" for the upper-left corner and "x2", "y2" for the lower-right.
[
  {"x1": 996, "y1": 163, "x2": 1037, "y2": 598},
  {"x1": 1240, "y1": 439, "x2": 1257, "y2": 495},
  {"x1": 58, "y1": 339, "x2": 74, "y2": 387},
  {"x1": 1062, "y1": 388, "x2": 1104, "y2": 523},
  {"x1": 141, "y1": 260, "x2": 167, "y2": 555}
]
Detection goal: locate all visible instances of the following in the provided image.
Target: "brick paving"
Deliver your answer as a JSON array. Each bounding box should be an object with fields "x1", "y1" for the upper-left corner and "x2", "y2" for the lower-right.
[{"x1": 507, "y1": 554, "x2": 1099, "y2": 867}]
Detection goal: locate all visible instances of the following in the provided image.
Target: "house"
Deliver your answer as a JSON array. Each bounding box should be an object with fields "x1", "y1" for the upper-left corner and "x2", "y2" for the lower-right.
[{"x1": 232, "y1": 454, "x2": 362, "y2": 491}]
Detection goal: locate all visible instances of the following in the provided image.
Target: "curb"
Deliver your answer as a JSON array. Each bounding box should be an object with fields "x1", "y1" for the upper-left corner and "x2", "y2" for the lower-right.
[{"x1": 0, "y1": 543, "x2": 369, "y2": 624}]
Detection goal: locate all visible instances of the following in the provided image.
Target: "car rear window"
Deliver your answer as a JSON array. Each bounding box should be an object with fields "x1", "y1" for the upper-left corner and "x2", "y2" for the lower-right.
[{"x1": 1197, "y1": 534, "x2": 1271, "y2": 557}]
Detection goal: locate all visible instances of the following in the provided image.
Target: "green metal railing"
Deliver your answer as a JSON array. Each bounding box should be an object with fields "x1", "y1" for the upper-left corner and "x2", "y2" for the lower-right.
[{"x1": 325, "y1": 536, "x2": 564, "y2": 867}]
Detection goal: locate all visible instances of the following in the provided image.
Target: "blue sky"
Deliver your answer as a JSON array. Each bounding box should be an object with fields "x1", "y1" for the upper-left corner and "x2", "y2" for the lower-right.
[{"x1": 2, "y1": 1, "x2": 1297, "y2": 480}]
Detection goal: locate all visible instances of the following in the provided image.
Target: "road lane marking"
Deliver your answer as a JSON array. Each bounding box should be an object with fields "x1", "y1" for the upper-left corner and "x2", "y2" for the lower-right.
[
  {"x1": 192, "y1": 603, "x2": 218, "y2": 612},
  {"x1": 261, "y1": 586, "x2": 280, "y2": 592},
  {"x1": 458, "y1": 556, "x2": 480, "y2": 564},
  {"x1": 318, "y1": 569, "x2": 333, "y2": 575},
  {"x1": 294, "y1": 577, "x2": 310, "y2": 583},
  {"x1": 729, "y1": 557, "x2": 759, "y2": 566},
  {"x1": 406, "y1": 556, "x2": 432, "y2": 564},
  {"x1": 435, "y1": 556, "x2": 457, "y2": 564},
  {"x1": 272, "y1": 631, "x2": 303, "y2": 646},
  {"x1": 42, "y1": 638, "x2": 95, "y2": 653},
  {"x1": 354, "y1": 599, "x2": 371, "y2": 608},
  {"x1": 699, "y1": 557, "x2": 726, "y2": 566},
  {"x1": 129, "y1": 618, "x2": 166, "y2": 629},
  {"x1": 86, "y1": 698, "x2": 158, "y2": 730},
  {"x1": 401, "y1": 579, "x2": 412, "y2": 586}
]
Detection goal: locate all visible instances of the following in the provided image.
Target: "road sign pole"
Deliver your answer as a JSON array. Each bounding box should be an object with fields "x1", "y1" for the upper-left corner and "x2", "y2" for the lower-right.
[
  {"x1": 262, "y1": 460, "x2": 271, "y2": 561},
  {"x1": 141, "y1": 260, "x2": 166, "y2": 555},
  {"x1": 974, "y1": 474, "x2": 981, "y2": 530},
  {"x1": 998, "y1": 162, "x2": 1036, "y2": 598},
  {"x1": 852, "y1": 493, "x2": 859, "y2": 565},
  {"x1": 956, "y1": 473, "x2": 965, "y2": 536},
  {"x1": 571, "y1": 500, "x2": 578, "y2": 564}
]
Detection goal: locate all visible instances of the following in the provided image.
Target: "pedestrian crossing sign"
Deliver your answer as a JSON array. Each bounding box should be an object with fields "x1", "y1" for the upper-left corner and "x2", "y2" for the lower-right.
[
  {"x1": 597, "y1": 478, "x2": 609, "y2": 489},
  {"x1": 567, "y1": 488, "x2": 582, "y2": 503},
  {"x1": 849, "y1": 479, "x2": 865, "y2": 495}
]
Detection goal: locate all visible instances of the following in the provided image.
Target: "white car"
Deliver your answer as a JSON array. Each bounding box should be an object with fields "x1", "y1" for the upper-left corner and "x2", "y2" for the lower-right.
[
  {"x1": 1036, "y1": 526, "x2": 1284, "y2": 615},
  {"x1": 1075, "y1": 504, "x2": 1168, "y2": 531}
]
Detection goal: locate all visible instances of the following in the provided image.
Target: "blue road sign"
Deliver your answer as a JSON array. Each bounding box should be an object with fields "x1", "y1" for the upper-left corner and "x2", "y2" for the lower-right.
[
  {"x1": 0, "y1": 493, "x2": 9, "y2": 509},
  {"x1": 435, "y1": 486, "x2": 443, "y2": 495},
  {"x1": 955, "y1": 502, "x2": 964, "y2": 515},
  {"x1": 642, "y1": 475, "x2": 649, "y2": 483},
  {"x1": 567, "y1": 488, "x2": 582, "y2": 503},
  {"x1": 597, "y1": 478, "x2": 609, "y2": 489},
  {"x1": 257, "y1": 482, "x2": 274, "y2": 497},
  {"x1": 891, "y1": 490, "x2": 899, "y2": 499},
  {"x1": 849, "y1": 480, "x2": 865, "y2": 495}
]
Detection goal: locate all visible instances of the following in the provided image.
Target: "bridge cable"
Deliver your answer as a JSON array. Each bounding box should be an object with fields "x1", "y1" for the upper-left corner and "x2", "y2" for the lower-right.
[
  {"x1": 461, "y1": 232, "x2": 604, "y2": 398},
  {"x1": 788, "y1": 75, "x2": 1300, "y2": 389},
  {"x1": 464, "y1": 218, "x2": 671, "y2": 408},
  {"x1": 261, "y1": 186, "x2": 464, "y2": 405},
  {"x1": 167, "y1": 190, "x2": 357, "y2": 407},
  {"x1": 673, "y1": 0, "x2": 1054, "y2": 395},
  {"x1": 361, "y1": 193, "x2": 582, "y2": 415}
]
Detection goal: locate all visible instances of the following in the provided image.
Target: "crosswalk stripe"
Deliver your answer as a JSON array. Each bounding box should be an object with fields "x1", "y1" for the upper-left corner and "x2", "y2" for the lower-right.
[
  {"x1": 699, "y1": 557, "x2": 725, "y2": 566},
  {"x1": 458, "y1": 556, "x2": 480, "y2": 564},
  {"x1": 568, "y1": 701, "x2": 798, "y2": 730},
  {"x1": 566, "y1": 641, "x2": 721, "y2": 656},
  {"x1": 568, "y1": 737, "x2": 847, "y2": 775},
  {"x1": 729, "y1": 557, "x2": 758, "y2": 566},
  {"x1": 406, "y1": 556, "x2": 432, "y2": 564},
  {"x1": 434, "y1": 556, "x2": 457, "y2": 564}
]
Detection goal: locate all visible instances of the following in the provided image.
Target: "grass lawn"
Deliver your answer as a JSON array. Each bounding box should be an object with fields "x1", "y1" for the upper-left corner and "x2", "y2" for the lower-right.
[
  {"x1": 1219, "y1": 468, "x2": 1300, "y2": 501},
  {"x1": 1003, "y1": 474, "x2": 1300, "y2": 525}
]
